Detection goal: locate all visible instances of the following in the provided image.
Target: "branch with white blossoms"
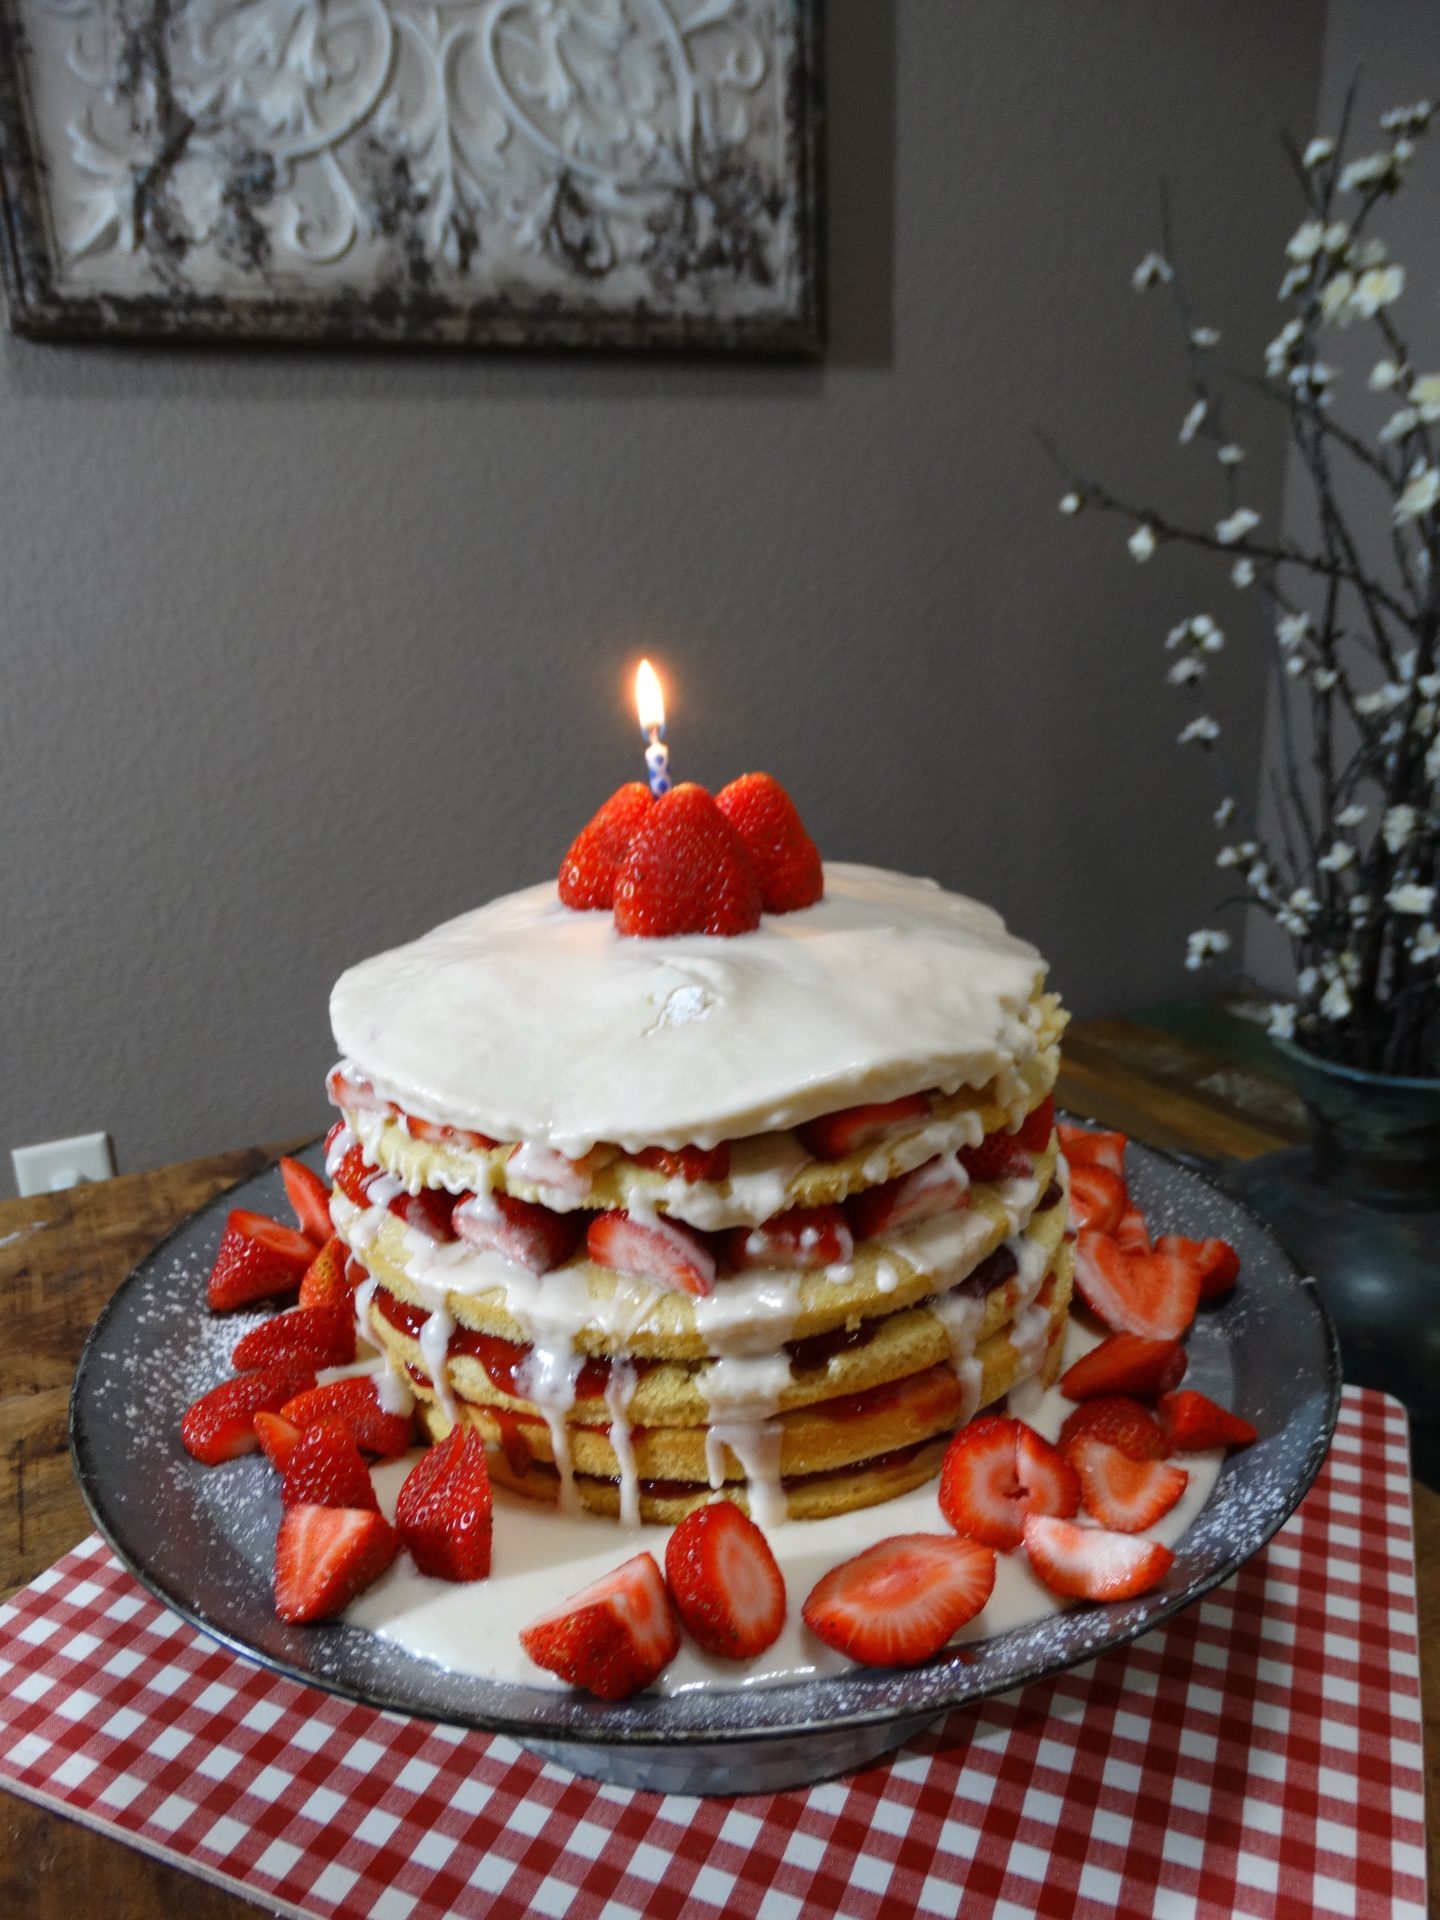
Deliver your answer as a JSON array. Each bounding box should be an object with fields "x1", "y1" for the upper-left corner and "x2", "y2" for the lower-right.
[{"x1": 1045, "y1": 83, "x2": 1440, "y2": 1077}]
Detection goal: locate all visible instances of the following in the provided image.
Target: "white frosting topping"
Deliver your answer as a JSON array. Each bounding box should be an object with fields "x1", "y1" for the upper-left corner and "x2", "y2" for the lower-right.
[{"x1": 330, "y1": 864, "x2": 1046, "y2": 1155}]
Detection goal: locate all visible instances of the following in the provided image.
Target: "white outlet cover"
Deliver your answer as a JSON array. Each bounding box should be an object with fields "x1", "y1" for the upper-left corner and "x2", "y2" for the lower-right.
[{"x1": 12, "y1": 1132, "x2": 116, "y2": 1196}]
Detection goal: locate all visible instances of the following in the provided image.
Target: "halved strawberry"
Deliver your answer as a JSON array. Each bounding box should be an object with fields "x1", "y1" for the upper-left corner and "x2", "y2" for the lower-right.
[
  {"x1": 1072, "y1": 1439, "x2": 1188, "y2": 1533},
  {"x1": 279, "y1": 1156, "x2": 333, "y2": 1247},
  {"x1": 1073, "y1": 1231, "x2": 1201, "y2": 1341},
  {"x1": 180, "y1": 1361, "x2": 319, "y2": 1466},
  {"x1": 1158, "y1": 1389, "x2": 1258, "y2": 1452},
  {"x1": 1067, "y1": 1162, "x2": 1127, "y2": 1235},
  {"x1": 325, "y1": 1064, "x2": 392, "y2": 1115},
  {"x1": 506, "y1": 1141, "x2": 615, "y2": 1199},
  {"x1": 613, "y1": 784, "x2": 762, "y2": 938},
  {"x1": 331, "y1": 1144, "x2": 379, "y2": 1209},
  {"x1": 846, "y1": 1156, "x2": 970, "y2": 1241},
  {"x1": 958, "y1": 1133, "x2": 1034, "y2": 1184},
  {"x1": 632, "y1": 1142, "x2": 732, "y2": 1183},
  {"x1": 938, "y1": 1416, "x2": 1076, "y2": 1550},
  {"x1": 274, "y1": 1504, "x2": 398, "y2": 1624},
  {"x1": 559, "y1": 782, "x2": 655, "y2": 911},
  {"x1": 280, "y1": 1377, "x2": 414, "y2": 1459},
  {"x1": 1023, "y1": 1514, "x2": 1174, "y2": 1601},
  {"x1": 715, "y1": 772, "x2": 824, "y2": 914},
  {"x1": 796, "y1": 1093, "x2": 930, "y2": 1161},
  {"x1": 520, "y1": 1553, "x2": 680, "y2": 1699},
  {"x1": 254, "y1": 1410, "x2": 302, "y2": 1472},
  {"x1": 395, "y1": 1424, "x2": 493, "y2": 1581},
  {"x1": 1016, "y1": 1426, "x2": 1082, "y2": 1518},
  {"x1": 1057, "y1": 1125, "x2": 1128, "y2": 1176},
  {"x1": 1154, "y1": 1235, "x2": 1241, "y2": 1302},
  {"x1": 801, "y1": 1534, "x2": 995, "y2": 1667},
  {"x1": 1058, "y1": 1395, "x2": 1166, "y2": 1463},
  {"x1": 664, "y1": 1501, "x2": 786, "y2": 1659},
  {"x1": 1059, "y1": 1331, "x2": 1188, "y2": 1401},
  {"x1": 232, "y1": 1306, "x2": 357, "y2": 1372},
  {"x1": 1114, "y1": 1208, "x2": 1152, "y2": 1255},
  {"x1": 1014, "y1": 1094, "x2": 1057, "y2": 1154},
  {"x1": 388, "y1": 1188, "x2": 459, "y2": 1242},
  {"x1": 586, "y1": 1211, "x2": 716, "y2": 1297},
  {"x1": 281, "y1": 1418, "x2": 379, "y2": 1512},
  {"x1": 403, "y1": 1113, "x2": 498, "y2": 1152},
  {"x1": 454, "y1": 1191, "x2": 582, "y2": 1275},
  {"x1": 725, "y1": 1205, "x2": 854, "y2": 1273},
  {"x1": 298, "y1": 1234, "x2": 355, "y2": 1310},
  {"x1": 207, "y1": 1210, "x2": 318, "y2": 1312}
]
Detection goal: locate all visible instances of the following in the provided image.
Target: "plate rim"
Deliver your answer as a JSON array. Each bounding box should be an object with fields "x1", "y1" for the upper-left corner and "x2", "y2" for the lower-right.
[{"x1": 68, "y1": 1125, "x2": 1342, "y2": 1749}]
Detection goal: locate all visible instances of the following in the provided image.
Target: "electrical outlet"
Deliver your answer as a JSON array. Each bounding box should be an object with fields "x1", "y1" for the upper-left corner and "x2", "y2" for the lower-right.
[{"x1": 12, "y1": 1132, "x2": 116, "y2": 1197}]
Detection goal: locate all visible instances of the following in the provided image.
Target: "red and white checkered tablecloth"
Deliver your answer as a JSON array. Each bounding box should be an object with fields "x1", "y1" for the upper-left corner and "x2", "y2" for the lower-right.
[{"x1": 0, "y1": 1385, "x2": 1426, "y2": 1919}]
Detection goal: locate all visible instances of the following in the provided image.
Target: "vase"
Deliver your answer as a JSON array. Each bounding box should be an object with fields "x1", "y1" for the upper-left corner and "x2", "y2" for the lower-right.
[{"x1": 1220, "y1": 1037, "x2": 1440, "y2": 1484}]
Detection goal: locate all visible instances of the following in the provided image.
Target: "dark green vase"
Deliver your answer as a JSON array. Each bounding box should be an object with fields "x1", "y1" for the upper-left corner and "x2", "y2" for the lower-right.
[{"x1": 1222, "y1": 1038, "x2": 1440, "y2": 1483}]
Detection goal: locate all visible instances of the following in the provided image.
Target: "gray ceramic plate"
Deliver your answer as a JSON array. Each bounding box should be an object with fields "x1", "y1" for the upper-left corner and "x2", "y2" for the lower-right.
[{"x1": 70, "y1": 1129, "x2": 1340, "y2": 1795}]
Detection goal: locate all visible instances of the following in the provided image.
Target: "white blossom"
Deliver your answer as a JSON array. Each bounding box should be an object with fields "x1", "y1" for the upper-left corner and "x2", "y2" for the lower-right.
[
  {"x1": 1319, "y1": 975, "x2": 1353, "y2": 1020},
  {"x1": 1354, "y1": 682, "x2": 1406, "y2": 715},
  {"x1": 1214, "y1": 796, "x2": 1236, "y2": 827},
  {"x1": 1303, "y1": 137, "x2": 1335, "y2": 169},
  {"x1": 1285, "y1": 653, "x2": 1308, "y2": 678},
  {"x1": 1287, "y1": 221, "x2": 1325, "y2": 262},
  {"x1": 1265, "y1": 319, "x2": 1303, "y2": 376},
  {"x1": 1266, "y1": 1002, "x2": 1298, "y2": 1039},
  {"x1": 1179, "y1": 399, "x2": 1207, "y2": 444},
  {"x1": 1379, "y1": 407, "x2": 1419, "y2": 444},
  {"x1": 1340, "y1": 150, "x2": 1403, "y2": 192},
  {"x1": 1379, "y1": 101, "x2": 1433, "y2": 133},
  {"x1": 1232, "y1": 559, "x2": 1257, "y2": 588},
  {"x1": 1218, "y1": 444, "x2": 1246, "y2": 466},
  {"x1": 1276, "y1": 612, "x2": 1310, "y2": 650},
  {"x1": 1358, "y1": 237, "x2": 1391, "y2": 268},
  {"x1": 1319, "y1": 272, "x2": 1356, "y2": 324},
  {"x1": 1178, "y1": 715, "x2": 1220, "y2": 745},
  {"x1": 1369, "y1": 359, "x2": 1402, "y2": 390},
  {"x1": 1297, "y1": 966, "x2": 1319, "y2": 997},
  {"x1": 1336, "y1": 804, "x2": 1367, "y2": 828},
  {"x1": 1133, "y1": 252, "x2": 1174, "y2": 291},
  {"x1": 1191, "y1": 326, "x2": 1221, "y2": 349},
  {"x1": 1395, "y1": 462, "x2": 1440, "y2": 523},
  {"x1": 1349, "y1": 894, "x2": 1372, "y2": 921},
  {"x1": 1349, "y1": 264, "x2": 1406, "y2": 319},
  {"x1": 1168, "y1": 656, "x2": 1205, "y2": 685},
  {"x1": 1128, "y1": 523, "x2": 1157, "y2": 562},
  {"x1": 1324, "y1": 221, "x2": 1351, "y2": 253},
  {"x1": 1216, "y1": 507, "x2": 1260, "y2": 544},
  {"x1": 1383, "y1": 804, "x2": 1417, "y2": 852},
  {"x1": 1409, "y1": 374, "x2": 1440, "y2": 421},
  {"x1": 1279, "y1": 264, "x2": 1312, "y2": 300},
  {"x1": 1412, "y1": 923, "x2": 1440, "y2": 962},
  {"x1": 1312, "y1": 665, "x2": 1338, "y2": 691},
  {"x1": 1289, "y1": 362, "x2": 1336, "y2": 400},
  {"x1": 1059, "y1": 491, "x2": 1083, "y2": 515},
  {"x1": 1185, "y1": 929, "x2": 1231, "y2": 970},
  {"x1": 1387, "y1": 882, "x2": 1436, "y2": 915},
  {"x1": 1318, "y1": 840, "x2": 1356, "y2": 872}
]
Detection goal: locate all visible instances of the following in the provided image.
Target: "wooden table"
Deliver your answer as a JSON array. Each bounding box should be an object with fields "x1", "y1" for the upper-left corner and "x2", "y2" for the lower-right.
[{"x1": 0, "y1": 1014, "x2": 1434, "y2": 1918}]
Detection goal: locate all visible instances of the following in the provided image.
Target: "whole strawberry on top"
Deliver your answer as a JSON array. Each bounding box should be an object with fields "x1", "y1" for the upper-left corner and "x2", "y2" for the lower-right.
[{"x1": 715, "y1": 772, "x2": 824, "y2": 913}]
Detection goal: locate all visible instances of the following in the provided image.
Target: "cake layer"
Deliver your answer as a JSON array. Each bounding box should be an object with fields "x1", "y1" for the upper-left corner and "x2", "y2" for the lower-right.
[{"x1": 330, "y1": 863, "x2": 1051, "y2": 1155}]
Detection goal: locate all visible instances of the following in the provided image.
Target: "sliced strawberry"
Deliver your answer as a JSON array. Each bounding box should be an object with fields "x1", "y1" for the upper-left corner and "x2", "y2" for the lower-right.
[
  {"x1": 281, "y1": 1418, "x2": 379, "y2": 1512},
  {"x1": 801, "y1": 1534, "x2": 995, "y2": 1667},
  {"x1": 280, "y1": 1377, "x2": 414, "y2": 1459},
  {"x1": 331, "y1": 1144, "x2": 379, "y2": 1209},
  {"x1": 725, "y1": 1205, "x2": 854, "y2": 1273},
  {"x1": 714, "y1": 771, "x2": 824, "y2": 913},
  {"x1": 520, "y1": 1553, "x2": 680, "y2": 1699},
  {"x1": 1058, "y1": 1395, "x2": 1166, "y2": 1463},
  {"x1": 454, "y1": 1190, "x2": 581, "y2": 1274},
  {"x1": 559, "y1": 782, "x2": 655, "y2": 911},
  {"x1": 324, "y1": 1120, "x2": 345, "y2": 1160},
  {"x1": 957, "y1": 1132, "x2": 1034, "y2": 1184},
  {"x1": 232, "y1": 1306, "x2": 357, "y2": 1372},
  {"x1": 298, "y1": 1234, "x2": 356, "y2": 1310},
  {"x1": 325, "y1": 1064, "x2": 392, "y2": 1115},
  {"x1": 279, "y1": 1156, "x2": 333, "y2": 1247},
  {"x1": 180, "y1": 1361, "x2": 319, "y2": 1466},
  {"x1": 1154, "y1": 1234, "x2": 1241, "y2": 1302},
  {"x1": 1067, "y1": 1162, "x2": 1127, "y2": 1235},
  {"x1": 664, "y1": 1501, "x2": 786, "y2": 1659},
  {"x1": 1016, "y1": 1426, "x2": 1082, "y2": 1520},
  {"x1": 1059, "y1": 1331, "x2": 1188, "y2": 1400},
  {"x1": 1014, "y1": 1094, "x2": 1057, "y2": 1154},
  {"x1": 613, "y1": 784, "x2": 762, "y2": 938},
  {"x1": 797, "y1": 1094, "x2": 930, "y2": 1161},
  {"x1": 274, "y1": 1505, "x2": 398, "y2": 1624},
  {"x1": 395, "y1": 1424, "x2": 493, "y2": 1581},
  {"x1": 254, "y1": 1411, "x2": 302, "y2": 1472},
  {"x1": 388, "y1": 1188, "x2": 459, "y2": 1242},
  {"x1": 1158, "y1": 1389, "x2": 1258, "y2": 1452},
  {"x1": 207, "y1": 1210, "x2": 317, "y2": 1312},
  {"x1": 1023, "y1": 1514, "x2": 1174, "y2": 1602},
  {"x1": 1073, "y1": 1231, "x2": 1201, "y2": 1341},
  {"x1": 1072, "y1": 1439, "x2": 1188, "y2": 1533},
  {"x1": 1057, "y1": 1125, "x2": 1128, "y2": 1176},
  {"x1": 937, "y1": 1416, "x2": 1024, "y2": 1549},
  {"x1": 403, "y1": 1113, "x2": 498, "y2": 1152},
  {"x1": 631, "y1": 1142, "x2": 732, "y2": 1182},
  {"x1": 586, "y1": 1210, "x2": 716, "y2": 1297},
  {"x1": 1114, "y1": 1208, "x2": 1152, "y2": 1255},
  {"x1": 846, "y1": 1156, "x2": 970, "y2": 1240}
]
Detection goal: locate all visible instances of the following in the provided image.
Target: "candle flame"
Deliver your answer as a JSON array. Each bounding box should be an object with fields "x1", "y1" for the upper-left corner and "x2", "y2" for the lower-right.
[{"x1": 635, "y1": 658, "x2": 666, "y2": 735}]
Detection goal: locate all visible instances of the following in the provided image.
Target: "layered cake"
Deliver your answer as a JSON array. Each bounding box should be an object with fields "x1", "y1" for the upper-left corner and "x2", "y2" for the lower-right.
[{"x1": 323, "y1": 781, "x2": 1074, "y2": 1529}]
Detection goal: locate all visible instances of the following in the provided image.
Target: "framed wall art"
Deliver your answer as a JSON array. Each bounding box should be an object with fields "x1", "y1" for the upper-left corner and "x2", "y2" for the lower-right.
[{"x1": 0, "y1": 0, "x2": 822, "y2": 350}]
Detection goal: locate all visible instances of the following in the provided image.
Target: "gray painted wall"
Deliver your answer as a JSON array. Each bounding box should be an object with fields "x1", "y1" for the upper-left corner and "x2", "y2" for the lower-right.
[{"x1": 0, "y1": 2, "x2": 1324, "y2": 1191}]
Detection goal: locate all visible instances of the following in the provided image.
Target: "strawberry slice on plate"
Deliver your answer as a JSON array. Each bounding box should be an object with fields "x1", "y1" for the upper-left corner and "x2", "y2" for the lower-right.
[
  {"x1": 280, "y1": 1377, "x2": 414, "y2": 1459},
  {"x1": 281, "y1": 1418, "x2": 378, "y2": 1513},
  {"x1": 1154, "y1": 1234, "x2": 1241, "y2": 1302},
  {"x1": 937, "y1": 1416, "x2": 1078, "y2": 1551},
  {"x1": 846, "y1": 1156, "x2": 970, "y2": 1240},
  {"x1": 279, "y1": 1156, "x2": 333, "y2": 1247},
  {"x1": 232, "y1": 1305, "x2": 357, "y2": 1372},
  {"x1": 1058, "y1": 1395, "x2": 1166, "y2": 1463},
  {"x1": 664, "y1": 1501, "x2": 786, "y2": 1659},
  {"x1": 801, "y1": 1533, "x2": 996, "y2": 1667},
  {"x1": 725, "y1": 1205, "x2": 853, "y2": 1273},
  {"x1": 454, "y1": 1191, "x2": 582, "y2": 1274},
  {"x1": 796, "y1": 1093, "x2": 930, "y2": 1161},
  {"x1": 1057, "y1": 1125, "x2": 1128, "y2": 1176},
  {"x1": 1071, "y1": 1439, "x2": 1188, "y2": 1532},
  {"x1": 1073, "y1": 1230, "x2": 1202, "y2": 1341},
  {"x1": 207, "y1": 1210, "x2": 317, "y2": 1311},
  {"x1": 559, "y1": 782, "x2": 654, "y2": 911},
  {"x1": 715, "y1": 772, "x2": 824, "y2": 914},
  {"x1": 395, "y1": 1424, "x2": 493, "y2": 1581},
  {"x1": 1066, "y1": 1162, "x2": 1127, "y2": 1235},
  {"x1": 1158, "y1": 1389, "x2": 1258, "y2": 1452},
  {"x1": 1023, "y1": 1514, "x2": 1174, "y2": 1602},
  {"x1": 274, "y1": 1505, "x2": 398, "y2": 1624},
  {"x1": 520, "y1": 1553, "x2": 680, "y2": 1699},
  {"x1": 1059, "y1": 1331, "x2": 1187, "y2": 1400},
  {"x1": 253, "y1": 1410, "x2": 302, "y2": 1472},
  {"x1": 181, "y1": 1360, "x2": 319, "y2": 1466},
  {"x1": 298, "y1": 1234, "x2": 355, "y2": 1310},
  {"x1": 587, "y1": 1210, "x2": 716, "y2": 1297},
  {"x1": 1113, "y1": 1208, "x2": 1152, "y2": 1255}
]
